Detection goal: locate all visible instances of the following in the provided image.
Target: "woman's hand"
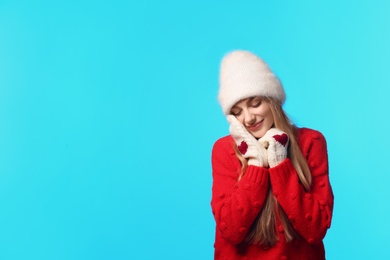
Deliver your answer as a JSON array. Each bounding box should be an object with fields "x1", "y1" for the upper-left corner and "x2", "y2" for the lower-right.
[
  {"x1": 259, "y1": 128, "x2": 289, "y2": 168},
  {"x1": 227, "y1": 115, "x2": 268, "y2": 167}
]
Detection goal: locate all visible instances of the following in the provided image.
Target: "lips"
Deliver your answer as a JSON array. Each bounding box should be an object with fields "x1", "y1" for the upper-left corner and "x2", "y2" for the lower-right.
[{"x1": 247, "y1": 120, "x2": 263, "y2": 131}]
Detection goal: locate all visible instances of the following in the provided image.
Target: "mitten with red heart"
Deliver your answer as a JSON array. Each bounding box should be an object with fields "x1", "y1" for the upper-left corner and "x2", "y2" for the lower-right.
[
  {"x1": 227, "y1": 115, "x2": 268, "y2": 167},
  {"x1": 259, "y1": 128, "x2": 289, "y2": 168}
]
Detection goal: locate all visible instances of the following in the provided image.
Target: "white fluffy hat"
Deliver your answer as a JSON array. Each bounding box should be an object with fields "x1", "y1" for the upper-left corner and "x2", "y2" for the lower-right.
[{"x1": 218, "y1": 50, "x2": 286, "y2": 115}]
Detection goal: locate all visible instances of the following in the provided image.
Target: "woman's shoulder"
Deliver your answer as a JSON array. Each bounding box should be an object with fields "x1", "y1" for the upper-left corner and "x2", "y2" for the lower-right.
[
  {"x1": 296, "y1": 127, "x2": 327, "y2": 151},
  {"x1": 212, "y1": 135, "x2": 236, "y2": 155},
  {"x1": 297, "y1": 127, "x2": 326, "y2": 141}
]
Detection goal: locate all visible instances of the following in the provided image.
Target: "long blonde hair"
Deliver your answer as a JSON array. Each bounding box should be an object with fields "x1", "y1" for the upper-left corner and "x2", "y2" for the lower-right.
[{"x1": 234, "y1": 97, "x2": 312, "y2": 246}]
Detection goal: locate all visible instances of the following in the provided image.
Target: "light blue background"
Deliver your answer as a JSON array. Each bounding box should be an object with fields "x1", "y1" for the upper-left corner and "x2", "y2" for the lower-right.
[{"x1": 1, "y1": 0, "x2": 389, "y2": 259}]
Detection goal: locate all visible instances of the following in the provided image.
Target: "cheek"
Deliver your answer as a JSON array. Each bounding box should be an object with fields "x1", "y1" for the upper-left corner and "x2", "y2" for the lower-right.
[
  {"x1": 266, "y1": 119, "x2": 274, "y2": 129},
  {"x1": 262, "y1": 107, "x2": 273, "y2": 123},
  {"x1": 236, "y1": 115, "x2": 245, "y2": 124},
  {"x1": 265, "y1": 113, "x2": 274, "y2": 126}
]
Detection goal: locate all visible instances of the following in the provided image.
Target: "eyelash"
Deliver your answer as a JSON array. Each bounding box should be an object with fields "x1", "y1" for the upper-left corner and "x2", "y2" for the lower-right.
[
  {"x1": 231, "y1": 99, "x2": 261, "y2": 116},
  {"x1": 231, "y1": 111, "x2": 242, "y2": 116},
  {"x1": 251, "y1": 100, "x2": 261, "y2": 107}
]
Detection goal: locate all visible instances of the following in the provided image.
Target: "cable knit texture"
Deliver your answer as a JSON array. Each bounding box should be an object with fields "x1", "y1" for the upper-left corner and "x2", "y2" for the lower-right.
[{"x1": 211, "y1": 128, "x2": 334, "y2": 260}]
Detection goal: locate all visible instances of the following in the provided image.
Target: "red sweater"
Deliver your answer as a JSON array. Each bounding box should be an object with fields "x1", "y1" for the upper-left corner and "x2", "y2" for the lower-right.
[{"x1": 211, "y1": 128, "x2": 334, "y2": 260}]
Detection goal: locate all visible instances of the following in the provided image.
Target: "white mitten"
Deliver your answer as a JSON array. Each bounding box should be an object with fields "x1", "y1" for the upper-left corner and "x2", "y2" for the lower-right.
[
  {"x1": 227, "y1": 115, "x2": 268, "y2": 167},
  {"x1": 259, "y1": 128, "x2": 289, "y2": 168}
]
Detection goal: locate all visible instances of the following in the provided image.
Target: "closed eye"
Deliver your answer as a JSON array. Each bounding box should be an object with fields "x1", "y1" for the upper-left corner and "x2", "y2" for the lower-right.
[
  {"x1": 250, "y1": 99, "x2": 262, "y2": 108},
  {"x1": 231, "y1": 110, "x2": 242, "y2": 116}
]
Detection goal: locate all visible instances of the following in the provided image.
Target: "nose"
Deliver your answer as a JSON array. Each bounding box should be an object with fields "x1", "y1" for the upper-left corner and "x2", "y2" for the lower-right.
[{"x1": 244, "y1": 109, "x2": 256, "y2": 125}]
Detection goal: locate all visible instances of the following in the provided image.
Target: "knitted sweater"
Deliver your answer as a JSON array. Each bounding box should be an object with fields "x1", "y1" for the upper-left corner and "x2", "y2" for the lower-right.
[{"x1": 211, "y1": 128, "x2": 334, "y2": 260}]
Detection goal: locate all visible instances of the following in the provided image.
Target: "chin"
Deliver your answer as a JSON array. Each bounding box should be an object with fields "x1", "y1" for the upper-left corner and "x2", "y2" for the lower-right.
[{"x1": 251, "y1": 131, "x2": 265, "y2": 139}]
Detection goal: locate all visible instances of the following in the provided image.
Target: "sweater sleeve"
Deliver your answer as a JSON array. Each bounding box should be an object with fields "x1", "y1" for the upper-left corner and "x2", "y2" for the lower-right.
[
  {"x1": 268, "y1": 130, "x2": 334, "y2": 244},
  {"x1": 211, "y1": 137, "x2": 270, "y2": 245}
]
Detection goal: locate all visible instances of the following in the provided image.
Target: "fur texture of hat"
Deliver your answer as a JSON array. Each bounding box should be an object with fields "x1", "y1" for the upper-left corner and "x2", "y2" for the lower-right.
[{"x1": 218, "y1": 50, "x2": 286, "y2": 115}]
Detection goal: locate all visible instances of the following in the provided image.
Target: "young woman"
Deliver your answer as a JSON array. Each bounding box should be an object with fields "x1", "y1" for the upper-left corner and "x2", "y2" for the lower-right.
[{"x1": 211, "y1": 50, "x2": 334, "y2": 260}]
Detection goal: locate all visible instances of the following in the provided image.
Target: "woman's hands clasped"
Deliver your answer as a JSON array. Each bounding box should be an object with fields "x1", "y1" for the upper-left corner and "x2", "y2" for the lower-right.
[
  {"x1": 227, "y1": 115, "x2": 268, "y2": 167},
  {"x1": 227, "y1": 115, "x2": 289, "y2": 168},
  {"x1": 259, "y1": 128, "x2": 289, "y2": 168}
]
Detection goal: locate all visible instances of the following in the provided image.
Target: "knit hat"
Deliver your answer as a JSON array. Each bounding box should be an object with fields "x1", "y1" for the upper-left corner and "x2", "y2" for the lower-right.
[{"x1": 218, "y1": 50, "x2": 286, "y2": 115}]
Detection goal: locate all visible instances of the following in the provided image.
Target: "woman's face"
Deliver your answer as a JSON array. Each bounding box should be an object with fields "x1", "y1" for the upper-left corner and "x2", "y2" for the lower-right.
[{"x1": 230, "y1": 97, "x2": 274, "y2": 139}]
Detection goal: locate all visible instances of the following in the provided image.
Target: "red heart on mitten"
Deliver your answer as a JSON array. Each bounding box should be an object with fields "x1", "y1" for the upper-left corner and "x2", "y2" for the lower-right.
[
  {"x1": 238, "y1": 141, "x2": 248, "y2": 155},
  {"x1": 273, "y1": 134, "x2": 288, "y2": 147}
]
